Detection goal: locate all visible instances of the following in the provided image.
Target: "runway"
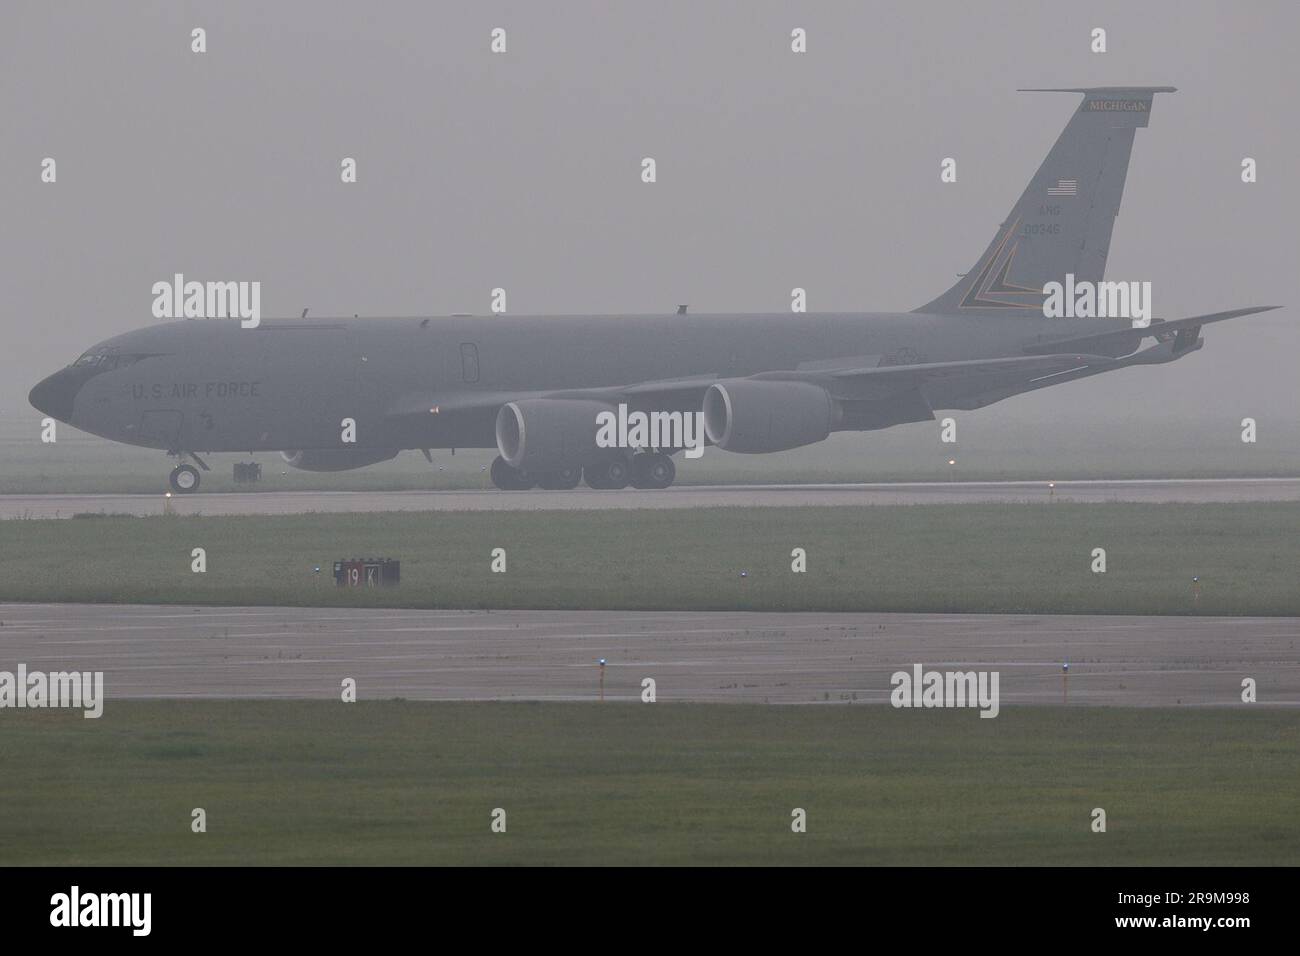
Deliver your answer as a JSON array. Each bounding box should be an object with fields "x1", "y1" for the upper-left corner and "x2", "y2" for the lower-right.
[
  {"x1": 4, "y1": 477, "x2": 1300, "y2": 518},
  {"x1": 1, "y1": 603, "x2": 1295, "y2": 707}
]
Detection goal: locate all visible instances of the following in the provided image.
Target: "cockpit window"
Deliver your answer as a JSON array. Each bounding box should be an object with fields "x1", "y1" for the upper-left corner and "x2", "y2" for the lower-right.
[{"x1": 71, "y1": 348, "x2": 143, "y2": 370}]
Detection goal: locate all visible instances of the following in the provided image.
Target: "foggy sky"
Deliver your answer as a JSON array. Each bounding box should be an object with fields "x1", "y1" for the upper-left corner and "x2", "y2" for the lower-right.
[{"x1": 2, "y1": 0, "x2": 1296, "y2": 436}]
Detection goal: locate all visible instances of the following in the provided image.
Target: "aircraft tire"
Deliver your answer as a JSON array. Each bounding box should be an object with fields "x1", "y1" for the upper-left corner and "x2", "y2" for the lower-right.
[
  {"x1": 584, "y1": 454, "x2": 630, "y2": 490},
  {"x1": 630, "y1": 452, "x2": 675, "y2": 489},
  {"x1": 490, "y1": 456, "x2": 536, "y2": 490},
  {"x1": 537, "y1": 464, "x2": 583, "y2": 490},
  {"x1": 169, "y1": 464, "x2": 201, "y2": 494}
]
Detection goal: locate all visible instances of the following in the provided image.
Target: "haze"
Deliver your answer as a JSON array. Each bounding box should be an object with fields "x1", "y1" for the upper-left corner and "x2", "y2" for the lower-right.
[{"x1": 2, "y1": 0, "x2": 1295, "y2": 457}]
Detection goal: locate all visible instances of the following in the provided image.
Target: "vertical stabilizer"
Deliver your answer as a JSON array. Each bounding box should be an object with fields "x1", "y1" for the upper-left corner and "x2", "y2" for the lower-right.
[{"x1": 916, "y1": 86, "x2": 1175, "y2": 315}]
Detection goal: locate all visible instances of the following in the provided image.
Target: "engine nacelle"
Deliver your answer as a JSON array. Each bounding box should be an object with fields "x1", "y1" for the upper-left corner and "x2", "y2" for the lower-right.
[
  {"x1": 280, "y1": 448, "x2": 399, "y2": 472},
  {"x1": 496, "y1": 399, "x2": 615, "y2": 471},
  {"x1": 702, "y1": 380, "x2": 837, "y2": 453}
]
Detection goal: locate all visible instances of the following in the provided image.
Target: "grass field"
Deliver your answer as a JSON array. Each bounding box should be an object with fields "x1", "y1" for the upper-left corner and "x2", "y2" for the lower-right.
[
  {"x1": 5, "y1": 413, "x2": 1299, "y2": 494},
  {"x1": 2, "y1": 502, "x2": 1298, "y2": 614},
  {"x1": 1, "y1": 701, "x2": 1294, "y2": 865}
]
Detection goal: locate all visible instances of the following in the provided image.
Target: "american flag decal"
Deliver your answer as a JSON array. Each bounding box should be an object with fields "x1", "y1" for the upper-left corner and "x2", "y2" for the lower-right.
[{"x1": 1047, "y1": 178, "x2": 1078, "y2": 196}]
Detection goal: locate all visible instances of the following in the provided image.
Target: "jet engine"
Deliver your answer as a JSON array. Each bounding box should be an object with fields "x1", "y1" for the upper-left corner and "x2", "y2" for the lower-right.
[
  {"x1": 495, "y1": 399, "x2": 615, "y2": 471},
  {"x1": 701, "y1": 380, "x2": 838, "y2": 453},
  {"x1": 280, "y1": 448, "x2": 400, "y2": 471}
]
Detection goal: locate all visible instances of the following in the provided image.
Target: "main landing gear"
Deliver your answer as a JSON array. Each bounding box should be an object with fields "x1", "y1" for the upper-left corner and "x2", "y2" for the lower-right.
[
  {"x1": 583, "y1": 452, "x2": 631, "y2": 490},
  {"x1": 489, "y1": 456, "x2": 535, "y2": 490},
  {"x1": 630, "y1": 452, "x2": 675, "y2": 490},
  {"x1": 489, "y1": 451, "x2": 676, "y2": 491},
  {"x1": 167, "y1": 452, "x2": 209, "y2": 494},
  {"x1": 538, "y1": 464, "x2": 583, "y2": 490}
]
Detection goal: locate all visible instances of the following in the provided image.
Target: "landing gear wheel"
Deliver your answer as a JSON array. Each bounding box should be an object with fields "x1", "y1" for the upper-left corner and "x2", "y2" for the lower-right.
[
  {"x1": 630, "y1": 452, "x2": 676, "y2": 489},
  {"x1": 537, "y1": 464, "x2": 583, "y2": 490},
  {"x1": 584, "y1": 454, "x2": 630, "y2": 490},
  {"x1": 169, "y1": 464, "x2": 201, "y2": 494},
  {"x1": 490, "y1": 455, "x2": 536, "y2": 490}
]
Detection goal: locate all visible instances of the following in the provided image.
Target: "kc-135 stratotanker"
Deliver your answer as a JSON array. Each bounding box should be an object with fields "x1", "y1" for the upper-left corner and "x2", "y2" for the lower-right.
[{"x1": 30, "y1": 87, "x2": 1278, "y2": 492}]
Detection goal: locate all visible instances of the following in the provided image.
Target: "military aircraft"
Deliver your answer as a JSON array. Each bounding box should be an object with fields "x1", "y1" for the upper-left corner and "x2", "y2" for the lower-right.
[{"x1": 30, "y1": 87, "x2": 1277, "y2": 493}]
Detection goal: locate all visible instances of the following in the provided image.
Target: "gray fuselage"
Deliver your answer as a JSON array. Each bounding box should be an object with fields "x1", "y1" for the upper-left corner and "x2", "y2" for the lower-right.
[{"x1": 40, "y1": 310, "x2": 1122, "y2": 455}]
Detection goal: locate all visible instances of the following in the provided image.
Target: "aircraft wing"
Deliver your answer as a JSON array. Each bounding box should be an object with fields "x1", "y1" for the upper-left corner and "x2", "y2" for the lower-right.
[
  {"x1": 385, "y1": 354, "x2": 1115, "y2": 425},
  {"x1": 386, "y1": 390, "x2": 548, "y2": 417},
  {"x1": 1021, "y1": 306, "x2": 1280, "y2": 357},
  {"x1": 389, "y1": 305, "x2": 1285, "y2": 421},
  {"x1": 748, "y1": 353, "x2": 1114, "y2": 403},
  {"x1": 385, "y1": 376, "x2": 722, "y2": 419}
]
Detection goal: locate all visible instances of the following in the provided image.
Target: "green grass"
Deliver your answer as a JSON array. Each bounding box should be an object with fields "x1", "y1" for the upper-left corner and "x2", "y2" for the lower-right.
[
  {"x1": 1, "y1": 701, "x2": 1295, "y2": 865},
  {"x1": 2, "y1": 503, "x2": 1298, "y2": 614}
]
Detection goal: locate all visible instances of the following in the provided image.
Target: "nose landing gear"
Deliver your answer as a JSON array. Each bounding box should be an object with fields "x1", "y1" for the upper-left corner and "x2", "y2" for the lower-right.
[
  {"x1": 167, "y1": 452, "x2": 209, "y2": 494},
  {"x1": 168, "y1": 464, "x2": 200, "y2": 493}
]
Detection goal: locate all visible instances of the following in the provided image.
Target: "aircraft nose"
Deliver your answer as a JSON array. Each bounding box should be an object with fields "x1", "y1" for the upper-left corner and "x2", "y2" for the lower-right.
[{"x1": 29, "y1": 368, "x2": 82, "y2": 423}]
